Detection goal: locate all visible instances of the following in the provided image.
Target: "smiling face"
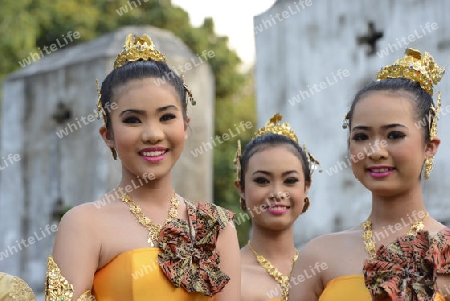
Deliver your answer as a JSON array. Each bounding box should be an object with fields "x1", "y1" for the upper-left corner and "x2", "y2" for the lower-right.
[
  {"x1": 100, "y1": 78, "x2": 189, "y2": 181},
  {"x1": 242, "y1": 145, "x2": 310, "y2": 231},
  {"x1": 349, "y1": 90, "x2": 439, "y2": 196}
]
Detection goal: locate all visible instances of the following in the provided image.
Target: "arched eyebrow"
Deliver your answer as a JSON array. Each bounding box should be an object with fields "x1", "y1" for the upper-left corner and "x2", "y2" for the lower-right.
[
  {"x1": 119, "y1": 109, "x2": 145, "y2": 116},
  {"x1": 252, "y1": 170, "x2": 299, "y2": 176},
  {"x1": 119, "y1": 105, "x2": 179, "y2": 116},
  {"x1": 157, "y1": 105, "x2": 179, "y2": 112},
  {"x1": 282, "y1": 170, "x2": 299, "y2": 176},
  {"x1": 352, "y1": 123, "x2": 408, "y2": 131}
]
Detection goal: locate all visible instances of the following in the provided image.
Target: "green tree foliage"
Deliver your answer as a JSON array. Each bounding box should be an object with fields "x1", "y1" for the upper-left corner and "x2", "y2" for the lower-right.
[
  {"x1": 0, "y1": 0, "x2": 244, "y2": 98},
  {"x1": 0, "y1": 0, "x2": 252, "y2": 246},
  {"x1": 213, "y1": 71, "x2": 256, "y2": 246}
]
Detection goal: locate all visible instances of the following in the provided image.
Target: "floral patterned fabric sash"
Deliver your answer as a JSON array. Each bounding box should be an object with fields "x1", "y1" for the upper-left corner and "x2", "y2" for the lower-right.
[
  {"x1": 157, "y1": 200, "x2": 234, "y2": 296},
  {"x1": 363, "y1": 228, "x2": 450, "y2": 301}
]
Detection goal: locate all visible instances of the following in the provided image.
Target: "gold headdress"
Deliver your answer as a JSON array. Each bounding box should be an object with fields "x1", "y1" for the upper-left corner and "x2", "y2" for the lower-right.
[
  {"x1": 376, "y1": 48, "x2": 445, "y2": 96},
  {"x1": 96, "y1": 34, "x2": 196, "y2": 128},
  {"x1": 252, "y1": 113, "x2": 298, "y2": 143},
  {"x1": 114, "y1": 34, "x2": 166, "y2": 69},
  {"x1": 234, "y1": 113, "x2": 322, "y2": 184}
]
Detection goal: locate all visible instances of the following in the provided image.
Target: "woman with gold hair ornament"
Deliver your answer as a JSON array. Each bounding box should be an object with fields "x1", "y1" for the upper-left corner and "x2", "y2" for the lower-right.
[
  {"x1": 234, "y1": 113, "x2": 321, "y2": 301},
  {"x1": 44, "y1": 34, "x2": 241, "y2": 301},
  {"x1": 288, "y1": 48, "x2": 450, "y2": 301}
]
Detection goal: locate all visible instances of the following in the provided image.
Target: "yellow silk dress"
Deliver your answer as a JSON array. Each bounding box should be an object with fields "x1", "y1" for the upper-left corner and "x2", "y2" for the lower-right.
[
  {"x1": 45, "y1": 200, "x2": 234, "y2": 301},
  {"x1": 319, "y1": 275, "x2": 445, "y2": 301},
  {"x1": 92, "y1": 248, "x2": 211, "y2": 300}
]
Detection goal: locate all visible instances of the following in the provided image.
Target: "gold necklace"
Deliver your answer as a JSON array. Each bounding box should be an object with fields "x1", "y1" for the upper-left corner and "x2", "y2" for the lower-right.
[
  {"x1": 362, "y1": 212, "x2": 429, "y2": 259},
  {"x1": 247, "y1": 241, "x2": 298, "y2": 301},
  {"x1": 118, "y1": 188, "x2": 179, "y2": 247}
]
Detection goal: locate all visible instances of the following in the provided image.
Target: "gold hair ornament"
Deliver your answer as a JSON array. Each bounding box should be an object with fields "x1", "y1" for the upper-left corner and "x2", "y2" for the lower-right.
[
  {"x1": 234, "y1": 114, "x2": 322, "y2": 184},
  {"x1": 95, "y1": 78, "x2": 118, "y2": 160},
  {"x1": 114, "y1": 34, "x2": 166, "y2": 69},
  {"x1": 95, "y1": 78, "x2": 106, "y2": 125},
  {"x1": 252, "y1": 113, "x2": 298, "y2": 143},
  {"x1": 181, "y1": 73, "x2": 196, "y2": 107},
  {"x1": 233, "y1": 140, "x2": 242, "y2": 183},
  {"x1": 376, "y1": 48, "x2": 445, "y2": 96},
  {"x1": 342, "y1": 112, "x2": 350, "y2": 129},
  {"x1": 425, "y1": 90, "x2": 441, "y2": 179},
  {"x1": 303, "y1": 143, "x2": 323, "y2": 175}
]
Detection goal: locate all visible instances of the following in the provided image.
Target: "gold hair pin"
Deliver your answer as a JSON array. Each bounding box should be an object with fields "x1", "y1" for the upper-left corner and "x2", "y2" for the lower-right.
[
  {"x1": 303, "y1": 143, "x2": 323, "y2": 174},
  {"x1": 233, "y1": 140, "x2": 242, "y2": 183},
  {"x1": 95, "y1": 78, "x2": 106, "y2": 125}
]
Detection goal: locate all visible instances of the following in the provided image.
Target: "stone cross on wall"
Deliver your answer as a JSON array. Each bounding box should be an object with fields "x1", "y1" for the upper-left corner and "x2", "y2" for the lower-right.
[{"x1": 357, "y1": 21, "x2": 384, "y2": 55}]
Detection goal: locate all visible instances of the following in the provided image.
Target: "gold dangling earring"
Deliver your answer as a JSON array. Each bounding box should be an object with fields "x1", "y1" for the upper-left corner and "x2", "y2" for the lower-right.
[
  {"x1": 110, "y1": 148, "x2": 118, "y2": 160},
  {"x1": 425, "y1": 156, "x2": 433, "y2": 180},
  {"x1": 302, "y1": 197, "x2": 310, "y2": 213},
  {"x1": 240, "y1": 197, "x2": 247, "y2": 211}
]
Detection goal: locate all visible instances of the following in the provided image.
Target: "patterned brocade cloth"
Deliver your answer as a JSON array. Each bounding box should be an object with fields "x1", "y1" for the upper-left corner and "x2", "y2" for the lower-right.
[
  {"x1": 363, "y1": 228, "x2": 450, "y2": 301},
  {"x1": 156, "y1": 200, "x2": 234, "y2": 296},
  {"x1": 45, "y1": 200, "x2": 234, "y2": 301}
]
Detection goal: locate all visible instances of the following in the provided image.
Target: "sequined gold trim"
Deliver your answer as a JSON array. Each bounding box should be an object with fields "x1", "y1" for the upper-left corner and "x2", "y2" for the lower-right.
[
  {"x1": 4, "y1": 275, "x2": 36, "y2": 300},
  {"x1": 45, "y1": 256, "x2": 95, "y2": 301},
  {"x1": 77, "y1": 291, "x2": 95, "y2": 301}
]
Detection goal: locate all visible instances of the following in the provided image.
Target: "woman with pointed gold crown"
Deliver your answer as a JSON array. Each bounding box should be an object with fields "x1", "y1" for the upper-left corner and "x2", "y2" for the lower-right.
[
  {"x1": 0, "y1": 273, "x2": 36, "y2": 301},
  {"x1": 234, "y1": 113, "x2": 321, "y2": 301},
  {"x1": 288, "y1": 48, "x2": 450, "y2": 301},
  {"x1": 44, "y1": 34, "x2": 241, "y2": 301}
]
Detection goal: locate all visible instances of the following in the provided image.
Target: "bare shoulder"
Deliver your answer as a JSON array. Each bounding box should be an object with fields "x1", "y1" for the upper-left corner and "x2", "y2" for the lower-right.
[
  {"x1": 300, "y1": 226, "x2": 362, "y2": 259},
  {"x1": 288, "y1": 227, "x2": 363, "y2": 301},
  {"x1": 50, "y1": 201, "x2": 108, "y2": 298},
  {"x1": 55, "y1": 202, "x2": 104, "y2": 240}
]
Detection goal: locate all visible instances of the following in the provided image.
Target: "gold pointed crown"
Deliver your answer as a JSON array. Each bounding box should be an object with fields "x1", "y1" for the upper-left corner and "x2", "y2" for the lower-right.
[
  {"x1": 376, "y1": 48, "x2": 445, "y2": 96},
  {"x1": 114, "y1": 34, "x2": 166, "y2": 69},
  {"x1": 234, "y1": 114, "x2": 322, "y2": 184},
  {"x1": 252, "y1": 113, "x2": 298, "y2": 143}
]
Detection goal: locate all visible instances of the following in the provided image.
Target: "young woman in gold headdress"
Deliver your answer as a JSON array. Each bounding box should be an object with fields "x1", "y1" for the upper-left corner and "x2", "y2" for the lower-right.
[
  {"x1": 44, "y1": 34, "x2": 240, "y2": 301},
  {"x1": 288, "y1": 48, "x2": 450, "y2": 301},
  {"x1": 234, "y1": 114, "x2": 320, "y2": 301}
]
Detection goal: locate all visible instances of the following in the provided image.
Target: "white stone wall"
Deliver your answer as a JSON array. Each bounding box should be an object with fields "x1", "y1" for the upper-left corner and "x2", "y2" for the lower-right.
[
  {"x1": 254, "y1": 0, "x2": 450, "y2": 247},
  {"x1": 0, "y1": 80, "x2": 26, "y2": 277}
]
